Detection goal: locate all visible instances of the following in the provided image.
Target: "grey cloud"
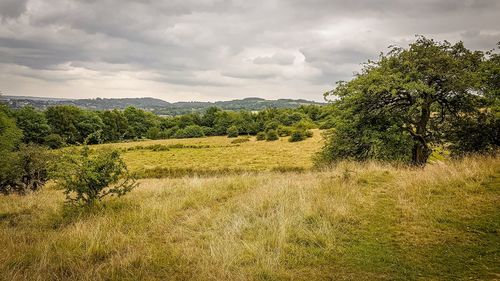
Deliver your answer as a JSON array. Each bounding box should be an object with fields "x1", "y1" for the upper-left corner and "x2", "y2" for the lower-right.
[
  {"x1": 0, "y1": 0, "x2": 499, "y2": 101},
  {"x1": 0, "y1": 0, "x2": 28, "y2": 19},
  {"x1": 253, "y1": 53, "x2": 295, "y2": 65}
]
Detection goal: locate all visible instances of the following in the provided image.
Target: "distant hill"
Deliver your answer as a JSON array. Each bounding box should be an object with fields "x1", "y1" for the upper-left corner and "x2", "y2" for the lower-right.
[{"x1": 0, "y1": 96, "x2": 324, "y2": 115}]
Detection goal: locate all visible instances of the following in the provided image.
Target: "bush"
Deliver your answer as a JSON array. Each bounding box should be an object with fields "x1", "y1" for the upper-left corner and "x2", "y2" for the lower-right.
[
  {"x1": 44, "y1": 133, "x2": 65, "y2": 149},
  {"x1": 256, "y1": 132, "x2": 266, "y2": 141},
  {"x1": 174, "y1": 125, "x2": 205, "y2": 138},
  {"x1": 289, "y1": 129, "x2": 307, "y2": 142},
  {"x1": 53, "y1": 147, "x2": 136, "y2": 205},
  {"x1": 266, "y1": 129, "x2": 279, "y2": 141},
  {"x1": 146, "y1": 127, "x2": 161, "y2": 140},
  {"x1": 227, "y1": 125, "x2": 239, "y2": 138},
  {"x1": 277, "y1": 126, "x2": 293, "y2": 137},
  {"x1": 0, "y1": 144, "x2": 51, "y2": 195}
]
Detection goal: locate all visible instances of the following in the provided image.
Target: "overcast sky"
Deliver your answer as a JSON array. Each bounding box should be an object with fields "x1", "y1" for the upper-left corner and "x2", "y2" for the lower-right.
[{"x1": 0, "y1": 0, "x2": 499, "y2": 102}]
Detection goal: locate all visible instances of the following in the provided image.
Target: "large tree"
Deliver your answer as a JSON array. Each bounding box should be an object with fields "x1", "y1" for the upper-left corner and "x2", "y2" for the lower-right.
[{"x1": 320, "y1": 36, "x2": 498, "y2": 165}]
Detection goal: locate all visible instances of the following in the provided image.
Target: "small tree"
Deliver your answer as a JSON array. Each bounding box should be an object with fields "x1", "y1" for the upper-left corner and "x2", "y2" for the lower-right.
[
  {"x1": 53, "y1": 147, "x2": 136, "y2": 205},
  {"x1": 174, "y1": 125, "x2": 205, "y2": 138},
  {"x1": 266, "y1": 129, "x2": 279, "y2": 141},
  {"x1": 289, "y1": 129, "x2": 307, "y2": 142},
  {"x1": 227, "y1": 125, "x2": 239, "y2": 138},
  {"x1": 44, "y1": 133, "x2": 65, "y2": 149},
  {"x1": 256, "y1": 132, "x2": 266, "y2": 141},
  {"x1": 0, "y1": 144, "x2": 51, "y2": 195}
]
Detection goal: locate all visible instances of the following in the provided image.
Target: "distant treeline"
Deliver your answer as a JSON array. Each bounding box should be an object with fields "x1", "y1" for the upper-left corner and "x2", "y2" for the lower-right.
[
  {"x1": 1, "y1": 96, "x2": 324, "y2": 116},
  {"x1": 1, "y1": 103, "x2": 333, "y2": 148}
]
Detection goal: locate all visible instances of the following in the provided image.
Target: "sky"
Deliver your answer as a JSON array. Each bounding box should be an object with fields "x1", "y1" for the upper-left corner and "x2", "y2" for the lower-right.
[{"x1": 0, "y1": 0, "x2": 499, "y2": 102}]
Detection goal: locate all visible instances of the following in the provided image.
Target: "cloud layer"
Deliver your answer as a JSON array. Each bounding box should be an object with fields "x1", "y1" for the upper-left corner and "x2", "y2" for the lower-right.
[{"x1": 0, "y1": 0, "x2": 499, "y2": 101}]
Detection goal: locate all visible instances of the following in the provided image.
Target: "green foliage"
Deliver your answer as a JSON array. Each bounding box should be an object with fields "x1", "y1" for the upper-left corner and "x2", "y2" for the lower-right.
[
  {"x1": 288, "y1": 129, "x2": 313, "y2": 142},
  {"x1": 447, "y1": 110, "x2": 500, "y2": 156},
  {"x1": 277, "y1": 125, "x2": 293, "y2": 137},
  {"x1": 53, "y1": 147, "x2": 136, "y2": 205},
  {"x1": 5, "y1": 100, "x2": 333, "y2": 148},
  {"x1": 0, "y1": 108, "x2": 22, "y2": 155},
  {"x1": 265, "y1": 129, "x2": 279, "y2": 141},
  {"x1": 44, "y1": 133, "x2": 65, "y2": 149},
  {"x1": 146, "y1": 126, "x2": 161, "y2": 140},
  {"x1": 174, "y1": 125, "x2": 205, "y2": 138},
  {"x1": 14, "y1": 106, "x2": 50, "y2": 144},
  {"x1": 320, "y1": 36, "x2": 496, "y2": 166},
  {"x1": 227, "y1": 125, "x2": 239, "y2": 138},
  {"x1": 45, "y1": 105, "x2": 84, "y2": 144},
  {"x1": 256, "y1": 132, "x2": 266, "y2": 141},
  {"x1": 100, "y1": 109, "x2": 129, "y2": 142},
  {"x1": 0, "y1": 144, "x2": 51, "y2": 195},
  {"x1": 124, "y1": 106, "x2": 157, "y2": 139}
]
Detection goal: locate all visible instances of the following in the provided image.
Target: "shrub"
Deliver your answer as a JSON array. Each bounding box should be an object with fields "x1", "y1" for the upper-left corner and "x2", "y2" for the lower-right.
[
  {"x1": 305, "y1": 130, "x2": 313, "y2": 138},
  {"x1": 266, "y1": 129, "x2": 279, "y2": 141},
  {"x1": 44, "y1": 133, "x2": 65, "y2": 149},
  {"x1": 294, "y1": 119, "x2": 315, "y2": 130},
  {"x1": 53, "y1": 147, "x2": 136, "y2": 205},
  {"x1": 146, "y1": 127, "x2": 161, "y2": 140},
  {"x1": 227, "y1": 125, "x2": 239, "y2": 138},
  {"x1": 277, "y1": 126, "x2": 293, "y2": 137},
  {"x1": 256, "y1": 132, "x2": 266, "y2": 141},
  {"x1": 264, "y1": 121, "x2": 280, "y2": 131},
  {"x1": 174, "y1": 125, "x2": 205, "y2": 138},
  {"x1": 202, "y1": 126, "x2": 216, "y2": 136},
  {"x1": 289, "y1": 129, "x2": 307, "y2": 142},
  {"x1": 0, "y1": 144, "x2": 51, "y2": 195}
]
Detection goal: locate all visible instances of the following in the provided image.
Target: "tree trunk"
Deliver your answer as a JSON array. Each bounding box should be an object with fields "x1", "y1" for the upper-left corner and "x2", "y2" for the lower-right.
[
  {"x1": 411, "y1": 141, "x2": 431, "y2": 166},
  {"x1": 411, "y1": 95, "x2": 432, "y2": 166}
]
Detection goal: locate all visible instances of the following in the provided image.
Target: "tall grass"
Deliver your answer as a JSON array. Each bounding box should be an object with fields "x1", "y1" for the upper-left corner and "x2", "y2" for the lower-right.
[{"x1": 0, "y1": 155, "x2": 499, "y2": 280}]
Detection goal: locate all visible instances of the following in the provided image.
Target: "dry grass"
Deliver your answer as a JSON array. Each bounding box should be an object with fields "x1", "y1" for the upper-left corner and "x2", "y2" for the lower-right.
[
  {"x1": 88, "y1": 129, "x2": 323, "y2": 177},
  {"x1": 1, "y1": 155, "x2": 499, "y2": 280}
]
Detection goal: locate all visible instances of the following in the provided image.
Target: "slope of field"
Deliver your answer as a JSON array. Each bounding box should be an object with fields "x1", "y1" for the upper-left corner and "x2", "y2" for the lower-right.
[
  {"x1": 1, "y1": 155, "x2": 499, "y2": 280},
  {"x1": 93, "y1": 129, "x2": 324, "y2": 178}
]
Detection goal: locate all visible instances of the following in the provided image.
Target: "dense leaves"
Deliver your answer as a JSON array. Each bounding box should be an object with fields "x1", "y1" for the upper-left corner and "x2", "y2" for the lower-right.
[
  {"x1": 3, "y1": 103, "x2": 329, "y2": 147},
  {"x1": 52, "y1": 147, "x2": 136, "y2": 205},
  {"x1": 319, "y1": 36, "x2": 499, "y2": 166}
]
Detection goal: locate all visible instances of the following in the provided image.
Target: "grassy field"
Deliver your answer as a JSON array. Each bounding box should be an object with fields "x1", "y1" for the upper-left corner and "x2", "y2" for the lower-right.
[
  {"x1": 91, "y1": 129, "x2": 324, "y2": 177},
  {"x1": 1, "y1": 154, "x2": 499, "y2": 280}
]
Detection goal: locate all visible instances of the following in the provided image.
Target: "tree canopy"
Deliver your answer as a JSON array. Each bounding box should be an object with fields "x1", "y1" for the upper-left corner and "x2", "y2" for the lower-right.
[{"x1": 319, "y1": 36, "x2": 499, "y2": 165}]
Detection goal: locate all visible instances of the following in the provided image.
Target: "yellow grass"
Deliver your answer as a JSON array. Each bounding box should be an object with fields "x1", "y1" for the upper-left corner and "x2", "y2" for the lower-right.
[
  {"x1": 1, "y1": 155, "x2": 499, "y2": 280},
  {"x1": 91, "y1": 129, "x2": 323, "y2": 177}
]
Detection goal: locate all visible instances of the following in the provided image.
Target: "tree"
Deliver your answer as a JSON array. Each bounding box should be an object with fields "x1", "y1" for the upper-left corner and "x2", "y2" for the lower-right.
[
  {"x1": 124, "y1": 107, "x2": 158, "y2": 139},
  {"x1": 266, "y1": 129, "x2": 279, "y2": 141},
  {"x1": 45, "y1": 105, "x2": 83, "y2": 144},
  {"x1": 77, "y1": 111, "x2": 104, "y2": 144},
  {"x1": 256, "y1": 132, "x2": 266, "y2": 141},
  {"x1": 174, "y1": 125, "x2": 205, "y2": 138},
  {"x1": 227, "y1": 125, "x2": 239, "y2": 138},
  {"x1": 53, "y1": 147, "x2": 136, "y2": 205},
  {"x1": 321, "y1": 36, "x2": 490, "y2": 165},
  {"x1": 0, "y1": 107, "x2": 24, "y2": 194},
  {"x1": 14, "y1": 106, "x2": 51, "y2": 144},
  {"x1": 100, "y1": 109, "x2": 129, "y2": 142},
  {"x1": 0, "y1": 106, "x2": 22, "y2": 155},
  {"x1": 0, "y1": 144, "x2": 51, "y2": 195}
]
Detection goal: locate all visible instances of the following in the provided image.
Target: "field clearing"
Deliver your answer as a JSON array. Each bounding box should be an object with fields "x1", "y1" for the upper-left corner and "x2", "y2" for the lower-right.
[
  {"x1": 1, "y1": 155, "x2": 499, "y2": 280},
  {"x1": 92, "y1": 129, "x2": 324, "y2": 177}
]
